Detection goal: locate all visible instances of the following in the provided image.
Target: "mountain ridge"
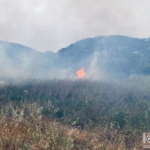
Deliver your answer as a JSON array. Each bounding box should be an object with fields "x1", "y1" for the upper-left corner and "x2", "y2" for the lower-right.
[{"x1": 1, "y1": 35, "x2": 150, "y2": 78}]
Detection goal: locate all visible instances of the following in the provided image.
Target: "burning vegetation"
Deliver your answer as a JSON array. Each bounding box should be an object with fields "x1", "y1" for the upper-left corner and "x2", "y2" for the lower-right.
[{"x1": 76, "y1": 68, "x2": 85, "y2": 78}]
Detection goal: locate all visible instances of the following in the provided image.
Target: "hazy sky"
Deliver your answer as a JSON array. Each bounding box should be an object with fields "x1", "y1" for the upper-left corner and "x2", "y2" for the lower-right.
[{"x1": 0, "y1": 0, "x2": 150, "y2": 52}]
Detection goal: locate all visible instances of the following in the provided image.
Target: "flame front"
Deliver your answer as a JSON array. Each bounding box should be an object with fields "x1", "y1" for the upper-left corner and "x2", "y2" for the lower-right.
[{"x1": 76, "y1": 69, "x2": 85, "y2": 78}]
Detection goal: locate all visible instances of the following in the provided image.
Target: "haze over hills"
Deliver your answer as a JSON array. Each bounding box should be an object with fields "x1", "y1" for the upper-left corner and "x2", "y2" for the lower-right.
[
  {"x1": 1, "y1": 35, "x2": 150, "y2": 78},
  {"x1": 0, "y1": 40, "x2": 56, "y2": 78},
  {"x1": 58, "y1": 35, "x2": 150, "y2": 77}
]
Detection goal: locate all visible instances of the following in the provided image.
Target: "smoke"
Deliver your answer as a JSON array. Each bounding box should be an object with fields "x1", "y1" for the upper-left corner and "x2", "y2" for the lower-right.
[
  {"x1": 0, "y1": 47, "x2": 16, "y2": 77},
  {"x1": 84, "y1": 51, "x2": 112, "y2": 81},
  {"x1": 0, "y1": 43, "x2": 76, "y2": 79},
  {"x1": 0, "y1": 43, "x2": 102, "y2": 80},
  {"x1": 86, "y1": 52, "x2": 100, "y2": 79}
]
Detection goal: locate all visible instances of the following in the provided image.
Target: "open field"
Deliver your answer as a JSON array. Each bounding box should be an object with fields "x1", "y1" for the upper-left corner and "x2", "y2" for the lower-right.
[{"x1": 0, "y1": 76, "x2": 150, "y2": 149}]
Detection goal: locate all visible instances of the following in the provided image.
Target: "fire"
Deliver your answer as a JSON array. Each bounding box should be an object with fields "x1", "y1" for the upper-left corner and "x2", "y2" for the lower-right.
[{"x1": 76, "y1": 68, "x2": 85, "y2": 78}]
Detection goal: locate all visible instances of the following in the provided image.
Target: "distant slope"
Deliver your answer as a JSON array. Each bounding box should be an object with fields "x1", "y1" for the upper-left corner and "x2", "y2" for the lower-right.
[
  {"x1": 1, "y1": 35, "x2": 150, "y2": 78},
  {"x1": 57, "y1": 35, "x2": 150, "y2": 77},
  {"x1": 0, "y1": 40, "x2": 56, "y2": 77}
]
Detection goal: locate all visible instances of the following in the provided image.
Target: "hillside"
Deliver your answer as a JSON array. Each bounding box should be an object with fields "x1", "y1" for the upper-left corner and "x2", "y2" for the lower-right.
[
  {"x1": 1, "y1": 36, "x2": 150, "y2": 149},
  {"x1": 1, "y1": 35, "x2": 150, "y2": 78},
  {"x1": 0, "y1": 40, "x2": 56, "y2": 78},
  {"x1": 58, "y1": 35, "x2": 150, "y2": 77}
]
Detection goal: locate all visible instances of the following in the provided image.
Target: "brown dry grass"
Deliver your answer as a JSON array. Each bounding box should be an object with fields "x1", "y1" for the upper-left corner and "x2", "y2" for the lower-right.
[
  {"x1": 0, "y1": 116, "x2": 142, "y2": 150},
  {"x1": 0, "y1": 78, "x2": 148, "y2": 149}
]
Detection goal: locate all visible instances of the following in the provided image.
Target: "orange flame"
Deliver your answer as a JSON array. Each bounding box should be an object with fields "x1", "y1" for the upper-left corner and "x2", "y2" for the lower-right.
[{"x1": 76, "y1": 69, "x2": 85, "y2": 78}]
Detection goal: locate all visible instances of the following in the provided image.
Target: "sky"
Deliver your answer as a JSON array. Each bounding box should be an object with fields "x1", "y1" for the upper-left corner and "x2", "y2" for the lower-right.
[{"x1": 0, "y1": 0, "x2": 150, "y2": 52}]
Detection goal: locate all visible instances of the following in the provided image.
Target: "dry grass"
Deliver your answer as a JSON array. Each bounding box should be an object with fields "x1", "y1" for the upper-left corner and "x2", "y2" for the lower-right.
[
  {"x1": 0, "y1": 117, "x2": 142, "y2": 150},
  {"x1": 0, "y1": 78, "x2": 149, "y2": 149}
]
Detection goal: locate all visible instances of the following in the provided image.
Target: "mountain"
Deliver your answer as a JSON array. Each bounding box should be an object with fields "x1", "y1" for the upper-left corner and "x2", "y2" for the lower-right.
[
  {"x1": 1, "y1": 35, "x2": 150, "y2": 78},
  {"x1": 0, "y1": 40, "x2": 56, "y2": 77},
  {"x1": 57, "y1": 35, "x2": 150, "y2": 77}
]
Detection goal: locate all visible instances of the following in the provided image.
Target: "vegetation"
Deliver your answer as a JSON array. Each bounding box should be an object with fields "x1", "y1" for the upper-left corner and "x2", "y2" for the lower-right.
[{"x1": 0, "y1": 76, "x2": 150, "y2": 149}]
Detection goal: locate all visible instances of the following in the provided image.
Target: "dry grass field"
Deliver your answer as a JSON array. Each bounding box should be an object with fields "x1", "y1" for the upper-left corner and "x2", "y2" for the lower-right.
[{"x1": 0, "y1": 77, "x2": 149, "y2": 149}]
